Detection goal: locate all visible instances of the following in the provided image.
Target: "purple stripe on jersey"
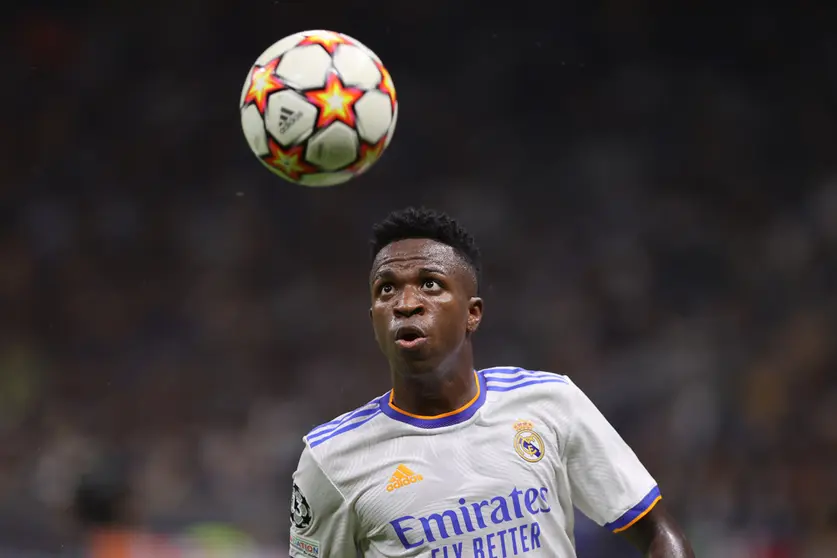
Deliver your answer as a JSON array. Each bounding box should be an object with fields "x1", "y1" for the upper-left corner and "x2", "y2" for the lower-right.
[
  {"x1": 604, "y1": 485, "x2": 662, "y2": 532},
  {"x1": 379, "y1": 371, "x2": 487, "y2": 429},
  {"x1": 483, "y1": 371, "x2": 563, "y2": 383},
  {"x1": 308, "y1": 411, "x2": 382, "y2": 448},
  {"x1": 480, "y1": 366, "x2": 542, "y2": 375},
  {"x1": 484, "y1": 377, "x2": 568, "y2": 392},
  {"x1": 307, "y1": 405, "x2": 379, "y2": 439}
]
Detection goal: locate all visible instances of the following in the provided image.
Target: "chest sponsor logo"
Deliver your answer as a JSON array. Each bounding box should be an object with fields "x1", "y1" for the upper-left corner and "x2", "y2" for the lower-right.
[{"x1": 389, "y1": 486, "x2": 551, "y2": 557}]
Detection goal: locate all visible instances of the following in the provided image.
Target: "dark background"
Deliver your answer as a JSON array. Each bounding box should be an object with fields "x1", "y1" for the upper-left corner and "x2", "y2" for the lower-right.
[{"x1": 2, "y1": 1, "x2": 836, "y2": 556}]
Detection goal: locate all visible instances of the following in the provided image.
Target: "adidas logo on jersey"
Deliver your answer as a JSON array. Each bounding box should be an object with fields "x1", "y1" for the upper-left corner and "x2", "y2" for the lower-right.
[{"x1": 386, "y1": 464, "x2": 423, "y2": 492}]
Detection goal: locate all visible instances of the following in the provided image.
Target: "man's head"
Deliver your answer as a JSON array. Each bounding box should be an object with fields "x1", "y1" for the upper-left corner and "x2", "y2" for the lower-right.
[{"x1": 369, "y1": 207, "x2": 483, "y2": 375}]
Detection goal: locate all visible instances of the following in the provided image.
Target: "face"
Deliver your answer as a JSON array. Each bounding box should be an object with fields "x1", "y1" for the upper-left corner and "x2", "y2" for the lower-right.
[{"x1": 370, "y1": 238, "x2": 483, "y2": 370}]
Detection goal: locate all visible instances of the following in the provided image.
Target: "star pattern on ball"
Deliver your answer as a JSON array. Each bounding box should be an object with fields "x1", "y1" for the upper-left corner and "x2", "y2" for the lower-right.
[
  {"x1": 306, "y1": 73, "x2": 364, "y2": 128},
  {"x1": 376, "y1": 63, "x2": 396, "y2": 107},
  {"x1": 350, "y1": 139, "x2": 386, "y2": 175},
  {"x1": 243, "y1": 58, "x2": 285, "y2": 114},
  {"x1": 262, "y1": 139, "x2": 316, "y2": 180},
  {"x1": 298, "y1": 31, "x2": 352, "y2": 54}
]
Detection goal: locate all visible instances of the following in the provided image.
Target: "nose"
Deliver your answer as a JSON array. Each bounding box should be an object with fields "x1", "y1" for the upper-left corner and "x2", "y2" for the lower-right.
[{"x1": 393, "y1": 287, "x2": 424, "y2": 318}]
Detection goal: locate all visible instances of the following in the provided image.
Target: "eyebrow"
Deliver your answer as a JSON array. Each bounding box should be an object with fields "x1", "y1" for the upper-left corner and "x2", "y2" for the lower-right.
[
  {"x1": 372, "y1": 269, "x2": 394, "y2": 282},
  {"x1": 371, "y1": 266, "x2": 448, "y2": 282},
  {"x1": 419, "y1": 266, "x2": 447, "y2": 275}
]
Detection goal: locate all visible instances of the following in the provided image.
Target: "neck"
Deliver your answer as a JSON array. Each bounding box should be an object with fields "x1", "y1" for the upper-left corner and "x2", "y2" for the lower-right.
[{"x1": 389, "y1": 351, "x2": 477, "y2": 416}]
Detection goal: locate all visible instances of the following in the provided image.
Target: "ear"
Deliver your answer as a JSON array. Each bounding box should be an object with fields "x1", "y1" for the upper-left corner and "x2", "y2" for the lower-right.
[
  {"x1": 369, "y1": 307, "x2": 379, "y2": 344},
  {"x1": 466, "y1": 297, "x2": 483, "y2": 334}
]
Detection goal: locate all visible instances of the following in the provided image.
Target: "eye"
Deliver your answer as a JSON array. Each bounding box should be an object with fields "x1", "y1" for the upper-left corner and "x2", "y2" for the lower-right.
[
  {"x1": 379, "y1": 283, "x2": 394, "y2": 294},
  {"x1": 422, "y1": 279, "x2": 440, "y2": 290}
]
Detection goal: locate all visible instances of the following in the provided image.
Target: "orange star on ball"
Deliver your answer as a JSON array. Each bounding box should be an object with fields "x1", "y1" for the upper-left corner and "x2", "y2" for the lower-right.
[
  {"x1": 298, "y1": 31, "x2": 353, "y2": 54},
  {"x1": 376, "y1": 63, "x2": 396, "y2": 107},
  {"x1": 350, "y1": 140, "x2": 386, "y2": 175},
  {"x1": 306, "y1": 73, "x2": 364, "y2": 128},
  {"x1": 243, "y1": 58, "x2": 285, "y2": 114},
  {"x1": 262, "y1": 139, "x2": 316, "y2": 180}
]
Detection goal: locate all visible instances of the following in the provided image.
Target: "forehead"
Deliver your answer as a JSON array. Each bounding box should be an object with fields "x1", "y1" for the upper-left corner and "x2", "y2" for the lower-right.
[{"x1": 371, "y1": 238, "x2": 464, "y2": 278}]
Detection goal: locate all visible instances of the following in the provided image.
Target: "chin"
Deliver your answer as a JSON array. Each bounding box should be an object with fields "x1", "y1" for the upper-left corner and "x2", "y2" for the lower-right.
[{"x1": 390, "y1": 349, "x2": 440, "y2": 373}]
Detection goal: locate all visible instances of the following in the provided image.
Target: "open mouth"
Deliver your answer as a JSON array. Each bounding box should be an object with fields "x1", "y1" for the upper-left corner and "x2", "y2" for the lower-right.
[
  {"x1": 394, "y1": 326, "x2": 427, "y2": 349},
  {"x1": 399, "y1": 332, "x2": 422, "y2": 342}
]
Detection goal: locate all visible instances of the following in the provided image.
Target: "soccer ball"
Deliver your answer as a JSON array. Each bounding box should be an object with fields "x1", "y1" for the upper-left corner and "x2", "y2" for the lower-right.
[{"x1": 240, "y1": 30, "x2": 398, "y2": 187}]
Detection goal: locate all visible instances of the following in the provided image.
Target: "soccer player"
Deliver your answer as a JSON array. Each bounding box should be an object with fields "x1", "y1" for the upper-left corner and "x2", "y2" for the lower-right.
[{"x1": 289, "y1": 208, "x2": 694, "y2": 558}]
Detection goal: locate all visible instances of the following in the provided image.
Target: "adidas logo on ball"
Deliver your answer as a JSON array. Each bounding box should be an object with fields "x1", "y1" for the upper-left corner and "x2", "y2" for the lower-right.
[{"x1": 278, "y1": 106, "x2": 302, "y2": 134}]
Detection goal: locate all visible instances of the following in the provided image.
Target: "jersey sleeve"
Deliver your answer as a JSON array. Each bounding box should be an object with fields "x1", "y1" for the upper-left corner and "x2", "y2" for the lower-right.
[
  {"x1": 563, "y1": 379, "x2": 661, "y2": 533},
  {"x1": 289, "y1": 444, "x2": 357, "y2": 558}
]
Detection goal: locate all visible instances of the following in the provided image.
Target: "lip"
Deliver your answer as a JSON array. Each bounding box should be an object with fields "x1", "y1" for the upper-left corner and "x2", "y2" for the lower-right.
[{"x1": 393, "y1": 325, "x2": 428, "y2": 349}]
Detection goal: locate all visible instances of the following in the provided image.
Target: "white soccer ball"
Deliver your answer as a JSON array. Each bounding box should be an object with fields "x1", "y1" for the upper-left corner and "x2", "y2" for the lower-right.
[{"x1": 240, "y1": 30, "x2": 398, "y2": 187}]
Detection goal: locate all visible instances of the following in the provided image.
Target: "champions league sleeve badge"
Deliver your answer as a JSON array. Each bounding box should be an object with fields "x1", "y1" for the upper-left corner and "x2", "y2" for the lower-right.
[
  {"x1": 513, "y1": 420, "x2": 545, "y2": 463},
  {"x1": 291, "y1": 482, "x2": 313, "y2": 529}
]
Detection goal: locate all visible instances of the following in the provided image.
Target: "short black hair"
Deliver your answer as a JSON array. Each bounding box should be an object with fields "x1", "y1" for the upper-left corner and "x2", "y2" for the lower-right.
[{"x1": 370, "y1": 207, "x2": 482, "y2": 290}]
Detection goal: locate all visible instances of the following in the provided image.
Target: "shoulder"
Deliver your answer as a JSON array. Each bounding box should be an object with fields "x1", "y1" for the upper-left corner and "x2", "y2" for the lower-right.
[
  {"x1": 297, "y1": 397, "x2": 388, "y2": 493},
  {"x1": 303, "y1": 395, "x2": 386, "y2": 451},
  {"x1": 480, "y1": 365, "x2": 573, "y2": 395},
  {"x1": 480, "y1": 366, "x2": 592, "y2": 418}
]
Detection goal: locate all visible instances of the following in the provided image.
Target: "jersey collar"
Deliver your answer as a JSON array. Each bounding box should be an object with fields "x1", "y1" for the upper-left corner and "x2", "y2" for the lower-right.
[{"x1": 379, "y1": 371, "x2": 486, "y2": 428}]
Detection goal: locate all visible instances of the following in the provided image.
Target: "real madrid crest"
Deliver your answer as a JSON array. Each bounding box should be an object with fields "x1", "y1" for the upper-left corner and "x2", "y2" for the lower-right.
[{"x1": 513, "y1": 420, "x2": 545, "y2": 463}]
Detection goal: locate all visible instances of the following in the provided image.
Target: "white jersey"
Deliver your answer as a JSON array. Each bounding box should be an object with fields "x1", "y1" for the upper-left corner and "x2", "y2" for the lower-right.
[{"x1": 289, "y1": 367, "x2": 660, "y2": 558}]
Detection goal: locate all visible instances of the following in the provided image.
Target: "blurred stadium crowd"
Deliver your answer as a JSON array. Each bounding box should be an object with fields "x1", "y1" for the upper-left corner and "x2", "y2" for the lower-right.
[{"x1": 2, "y1": 2, "x2": 836, "y2": 557}]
